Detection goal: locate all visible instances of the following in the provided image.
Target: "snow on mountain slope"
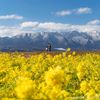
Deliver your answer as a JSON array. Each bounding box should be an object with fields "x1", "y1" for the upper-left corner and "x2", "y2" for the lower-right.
[
  {"x1": 0, "y1": 31, "x2": 100, "y2": 51},
  {"x1": 72, "y1": 36, "x2": 88, "y2": 46}
]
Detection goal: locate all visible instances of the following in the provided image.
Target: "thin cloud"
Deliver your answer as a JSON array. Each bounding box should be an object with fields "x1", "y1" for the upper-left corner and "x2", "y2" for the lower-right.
[
  {"x1": 87, "y1": 19, "x2": 100, "y2": 25},
  {"x1": 0, "y1": 14, "x2": 23, "y2": 20},
  {"x1": 55, "y1": 7, "x2": 92, "y2": 16},
  {"x1": 20, "y1": 21, "x2": 100, "y2": 33},
  {"x1": 0, "y1": 26, "x2": 33, "y2": 37},
  {"x1": 56, "y1": 10, "x2": 72, "y2": 16},
  {"x1": 21, "y1": 21, "x2": 39, "y2": 28},
  {"x1": 76, "y1": 7, "x2": 92, "y2": 14}
]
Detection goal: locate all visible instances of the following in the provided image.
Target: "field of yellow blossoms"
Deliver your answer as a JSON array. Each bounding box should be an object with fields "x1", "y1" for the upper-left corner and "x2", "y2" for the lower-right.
[{"x1": 0, "y1": 50, "x2": 100, "y2": 100}]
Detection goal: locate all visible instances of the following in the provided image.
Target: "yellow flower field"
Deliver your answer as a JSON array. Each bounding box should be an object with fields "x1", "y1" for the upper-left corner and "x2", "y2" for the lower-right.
[{"x1": 0, "y1": 51, "x2": 100, "y2": 100}]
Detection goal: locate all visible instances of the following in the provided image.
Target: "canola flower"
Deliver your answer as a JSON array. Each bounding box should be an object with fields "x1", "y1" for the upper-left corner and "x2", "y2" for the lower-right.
[{"x1": 0, "y1": 51, "x2": 100, "y2": 100}]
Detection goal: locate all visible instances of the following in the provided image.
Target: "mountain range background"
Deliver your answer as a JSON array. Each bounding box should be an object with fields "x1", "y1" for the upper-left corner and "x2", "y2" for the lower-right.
[{"x1": 0, "y1": 31, "x2": 100, "y2": 51}]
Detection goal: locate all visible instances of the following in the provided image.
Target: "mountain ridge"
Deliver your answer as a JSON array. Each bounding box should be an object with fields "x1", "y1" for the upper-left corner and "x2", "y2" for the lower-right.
[{"x1": 0, "y1": 31, "x2": 100, "y2": 51}]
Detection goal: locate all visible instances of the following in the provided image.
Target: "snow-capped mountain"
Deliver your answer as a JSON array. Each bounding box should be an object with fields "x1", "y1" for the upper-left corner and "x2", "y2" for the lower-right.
[{"x1": 0, "y1": 31, "x2": 100, "y2": 51}]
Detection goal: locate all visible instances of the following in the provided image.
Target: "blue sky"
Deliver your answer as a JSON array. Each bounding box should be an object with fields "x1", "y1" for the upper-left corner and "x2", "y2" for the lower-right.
[{"x1": 0, "y1": 0, "x2": 100, "y2": 37}]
